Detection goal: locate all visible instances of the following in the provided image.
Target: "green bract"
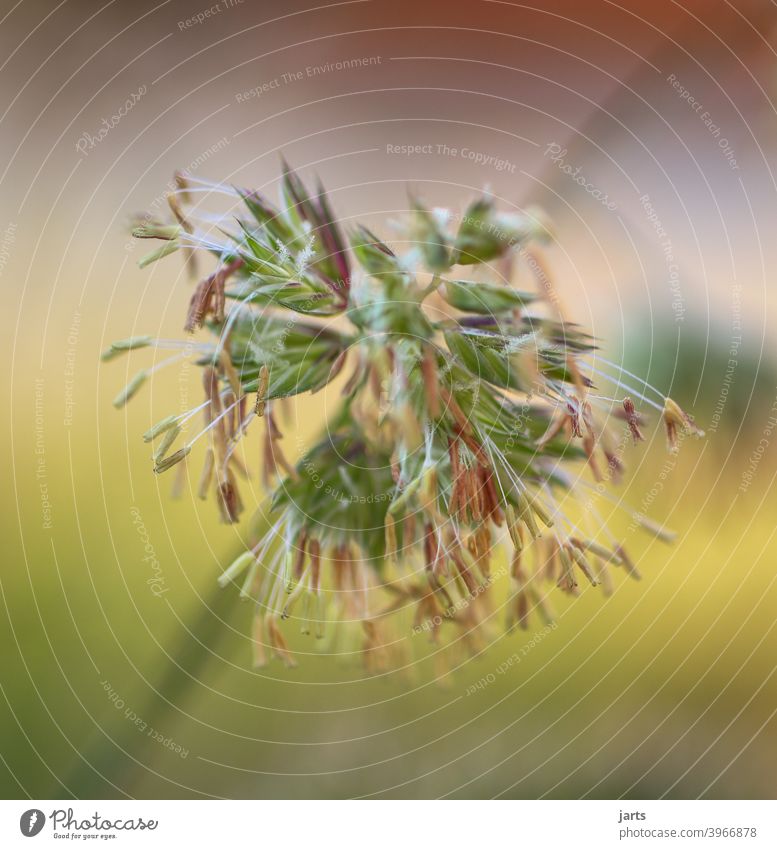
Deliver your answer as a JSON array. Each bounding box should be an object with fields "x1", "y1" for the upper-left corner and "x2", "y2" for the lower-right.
[
  {"x1": 222, "y1": 311, "x2": 346, "y2": 397},
  {"x1": 442, "y1": 279, "x2": 536, "y2": 314}
]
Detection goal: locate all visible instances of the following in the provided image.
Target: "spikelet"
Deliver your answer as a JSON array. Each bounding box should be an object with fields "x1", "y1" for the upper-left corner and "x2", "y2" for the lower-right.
[{"x1": 663, "y1": 396, "x2": 705, "y2": 453}]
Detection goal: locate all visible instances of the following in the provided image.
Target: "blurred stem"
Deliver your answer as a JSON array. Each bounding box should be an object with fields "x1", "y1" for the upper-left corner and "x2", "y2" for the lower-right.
[
  {"x1": 421, "y1": 273, "x2": 442, "y2": 299},
  {"x1": 58, "y1": 577, "x2": 244, "y2": 799}
]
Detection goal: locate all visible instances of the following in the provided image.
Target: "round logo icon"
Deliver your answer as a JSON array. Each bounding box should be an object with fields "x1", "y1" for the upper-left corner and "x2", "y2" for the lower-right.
[{"x1": 19, "y1": 809, "x2": 46, "y2": 837}]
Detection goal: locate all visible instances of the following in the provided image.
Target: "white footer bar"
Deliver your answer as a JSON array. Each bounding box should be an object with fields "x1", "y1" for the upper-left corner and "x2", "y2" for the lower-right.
[{"x1": 1, "y1": 800, "x2": 774, "y2": 848}]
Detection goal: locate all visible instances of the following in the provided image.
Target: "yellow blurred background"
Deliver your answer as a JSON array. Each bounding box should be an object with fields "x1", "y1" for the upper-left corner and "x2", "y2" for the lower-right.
[{"x1": 2, "y1": 0, "x2": 777, "y2": 798}]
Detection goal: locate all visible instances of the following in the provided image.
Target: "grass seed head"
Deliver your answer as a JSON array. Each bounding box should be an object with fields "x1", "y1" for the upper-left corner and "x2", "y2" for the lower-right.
[{"x1": 107, "y1": 162, "x2": 704, "y2": 669}]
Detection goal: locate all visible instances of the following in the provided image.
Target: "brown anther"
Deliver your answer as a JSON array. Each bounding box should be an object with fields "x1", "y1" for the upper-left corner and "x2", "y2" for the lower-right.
[
  {"x1": 184, "y1": 258, "x2": 243, "y2": 332},
  {"x1": 421, "y1": 345, "x2": 441, "y2": 418},
  {"x1": 566, "y1": 353, "x2": 588, "y2": 403},
  {"x1": 543, "y1": 538, "x2": 559, "y2": 583},
  {"x1": 567, "y1": 544, "x2": 598, "y2": 586},
  {"x1": 615, "y1": 544, "x2": 642, "y2": 581},
  {"x1": 558, "y1": 544, "x2": 577, "y2": 592},
  {"x1": 267, "y1": 410, "x2": 287, "y2": 475},
  {"x1": 262, "y1": 411, "x2": 296, "y2": 487},
  {"x1": 461, "y1": 466, "x2": 479, "y2": 523},
  {"x1": 447, "y1": 476, "x2": 461, "y2": 520},
  {"x1": 202, "y1": 367, "x2": 228, "y2": 458},
  {"x1": 197, "y1": 448, "x2": 214, "y2": 500},
  {"x1": 566, "y1": 401, "x2": 583, "y2": 438},
  {"x1": 223, "y1": 390, "x2": 236, "y2": 439},
  {"x1": 438, "y1": 386, "x2": 472, "y2": 435},
  {"x1": 479, "y1": 465, "x2": 501, "y2": 523},
  {"x1": 331, "y1": 546, "x2": 346, "y2": 593},
  {"x1": 403, "y1": 512, "x2": 417, "y2": 547},
  {"x1": 217, "y1": 477, "x2": 241, "y2": 523},
  {"x1": 450, "y1": 548, "x2": 478, "y2": 595},
  {"x1": 385, "y1": 514, "x2": 398, "y2": 560},
  {"x1": 603, "y1": 448, "x2": 624, "y2": 483},
  {"x1": 174, "y1": 171, "x2": 193, "y2": 204},
  {"x1": 423, "y1": 524, "x2": 445, "y2": 579},
  {"x1": 255, "y1": 365, "x2": 269, "y2": 416},
  {"x1": 309, "y1": 538, "x2": 321, "y2": 592},
  {"x1": 185, "y1": 278, "x2": 212, "y2": 333},
  {"x1": 202, "y1": 367, "x2": 221, "y2": 419},
  {"x1": 167, "y1": 191, "x2": 196, "y2": 277},
  {"x1": 448, "y1": 438, "x2": 461, "y2": 478},
  {"x1": 362, "y1": 620, "x2": 385, "y2": 673},
  {"x1": 516, "y1": 590, "x2": 529, "y2": 630},
  {"x1": 219, "y1": 349, "x2": 241, "y2": 398},
  {"x1": 663, "y1": 397, "x2": 704, "y2": 453},
  {"x1": 623, "y1": 397, "x2": 645, "y2": 443},
  {"x1": 536, "y1": 412, "x2": 566, "y2": 449},
  {"x1": 329, "y1": 349, "x2": 348, "y2": 382},
  {"x1": 581, "y1": 401, "x2": 596, "y2": 436},
  {"x1": 583, "y1": 432, "x2": 602, "y2": 481},
  {"x1": 267, "y1": 410, "x2": 283, "y2": 440},
  {"x1": 665, "y1": 418, "x2": 678, "y2": 453},
  {"x1": 457, "y1": 428, "x2": 491, "y2": 467},
  {"x1": 167, "y1": 191, "x2": 193, "y2": 233},
  {"x1": 267, "y1": 616, "x2": 297, "y2": 668}
]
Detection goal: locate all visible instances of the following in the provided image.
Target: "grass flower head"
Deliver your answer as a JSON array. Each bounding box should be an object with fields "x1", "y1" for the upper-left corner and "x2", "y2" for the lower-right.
[{"x1": 108, "y1": 163, "x2": 702, "y2": 669}]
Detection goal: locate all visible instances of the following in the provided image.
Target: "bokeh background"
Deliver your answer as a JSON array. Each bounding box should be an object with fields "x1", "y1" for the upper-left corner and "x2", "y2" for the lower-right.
[{"x1": 3, "y1": 0, "x2": 777, "y2": 799}]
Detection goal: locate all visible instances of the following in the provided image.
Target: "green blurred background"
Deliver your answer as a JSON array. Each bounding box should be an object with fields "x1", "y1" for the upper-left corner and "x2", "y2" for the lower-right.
[{"x1": 2, "y1": 0, "x2": 777, "y2": 798}]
